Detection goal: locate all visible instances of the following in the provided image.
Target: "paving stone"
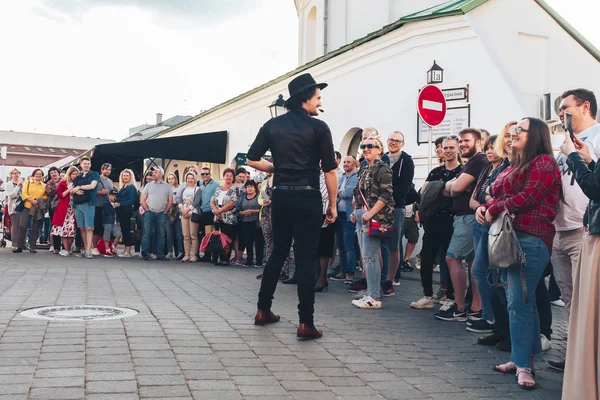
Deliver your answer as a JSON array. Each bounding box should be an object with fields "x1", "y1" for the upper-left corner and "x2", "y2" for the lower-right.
[
  {"x1": 138, "y1": 385, "x2": 191, "y2": 398},
  {"x1": 31, "y1": 377, "x2": 84, "y2": 388},
  {"x1": 272, "y1": 371, "x2": 318, "y2": 381},
  {"x1": 187, "y1": 380, "x2": 236, "y2": 391},
  {"x1": 190, "y1": 391, "x2": 243, "y2": 400},
  {"x1": 87, "y1": 381, "x2": 138, "y2": 393},
  {"x1": 0, "y1": 384, "x2": 30, "y2": 395},
  {"x1": 29, "y1": 388, "x2": 85, "y2": 399},
  {"x1": 86, "y1": 371, "x2": 136, "y2": 381},
  {"x1": 87, "y1": 395, "x2": 141, "y2": 400},
  {"x1": 281, "y1": 380, "x2": 329, "y2": 391},
  {"x1": 238, "y1": 385, "x2": 288, "y2": 396}
]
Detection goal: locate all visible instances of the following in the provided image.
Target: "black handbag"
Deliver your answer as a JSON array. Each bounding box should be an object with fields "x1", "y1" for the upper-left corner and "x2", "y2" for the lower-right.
[
  {"x1": 191, "y1": 212, "x2": 202, "y2": 223},
  {"x1": 14, "y1": 182, "x2": 27, "y2": 212},
  {"x1": 72, "y1": 175, "x2": 92, "y2": 205}
]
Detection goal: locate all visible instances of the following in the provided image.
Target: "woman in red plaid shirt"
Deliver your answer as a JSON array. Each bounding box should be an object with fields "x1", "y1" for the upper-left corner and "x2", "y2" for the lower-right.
[{"x1": 475, "y1": 117, "x2": 561, "y2": 390}]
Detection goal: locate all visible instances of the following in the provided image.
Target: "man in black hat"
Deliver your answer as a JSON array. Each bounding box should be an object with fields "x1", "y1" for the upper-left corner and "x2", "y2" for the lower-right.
[{"x1": 247, "y1": 73, "x2": 338, "y2": 339}]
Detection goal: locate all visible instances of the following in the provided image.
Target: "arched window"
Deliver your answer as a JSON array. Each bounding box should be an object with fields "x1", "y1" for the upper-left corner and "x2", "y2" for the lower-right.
[{"x1": 306, "y1": 6, "x2": 317, "y2": 62}]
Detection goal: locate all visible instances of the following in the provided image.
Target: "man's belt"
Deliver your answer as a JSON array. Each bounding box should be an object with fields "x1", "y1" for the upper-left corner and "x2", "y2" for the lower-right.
[{"x1": 274, "y1": 185, "x2": 318, "y2": 191}]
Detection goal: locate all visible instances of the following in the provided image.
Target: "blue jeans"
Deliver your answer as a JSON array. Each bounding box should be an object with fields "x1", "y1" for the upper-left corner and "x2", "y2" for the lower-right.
[
  {"x1": 355, "y1": 210, "x2": 383, "y2": 299},
  {"x1": 471, "y1": 221, "x2": 495, "y2": 321},
  {"x1": 335, "y1": 212, "x2": 356, "y2": 274},
  {"x1": 166, "y1": 217, "x2": 183, "y2": 255},
  {"x1": 142, "y1": 211, "x2": 168, "y2": 258},
  {"x1": 503, "y1": 233, "x2": 549, "y2": 369}
]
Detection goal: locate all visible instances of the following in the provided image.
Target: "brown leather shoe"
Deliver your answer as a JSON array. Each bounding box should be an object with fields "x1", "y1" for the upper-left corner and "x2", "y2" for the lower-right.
[
  {"x1": 254, "y1": 310, "x2": 280, "y2": 326},
  {"x1": 296, "y1": 324, "x2": 323, "y2": 340}
]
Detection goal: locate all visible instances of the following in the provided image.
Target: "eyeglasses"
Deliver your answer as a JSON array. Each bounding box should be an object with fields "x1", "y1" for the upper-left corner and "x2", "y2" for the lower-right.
[
  {"x1": 388, "y1": 139, "x2": 404, "y2": 144},
  {"x1": 510, "y1": 127, "x2": 528, "y2": 135},
  {"x1": 360, "y1": 143, "x2": 380, "y2": 150},
  {"x1": 200, "y1": 173, "x2": 209, "y2": 176}
]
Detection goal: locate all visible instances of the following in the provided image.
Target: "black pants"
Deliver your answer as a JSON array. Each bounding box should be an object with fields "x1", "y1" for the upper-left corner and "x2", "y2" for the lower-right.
[
  {"x1": 420, "y1": 216, "x2": 454, "y2": 297},
  {"x1": 241, "y1": 221, "x2": 264, "y2": 265},
  {"x1": 258, "y1": 189, "x2": 322, "y2": 325},
  {"x1": 48, "y1": 208, "x2": 61, "y2": 249},
  {"x1": 116, "y1": 207, "x2": 134, "y2": 246}
]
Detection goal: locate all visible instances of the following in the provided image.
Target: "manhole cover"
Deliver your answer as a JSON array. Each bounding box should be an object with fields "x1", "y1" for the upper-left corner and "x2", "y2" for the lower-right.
[{"x1": 20, "y1": 305, "x2": 138, "y2": 321}]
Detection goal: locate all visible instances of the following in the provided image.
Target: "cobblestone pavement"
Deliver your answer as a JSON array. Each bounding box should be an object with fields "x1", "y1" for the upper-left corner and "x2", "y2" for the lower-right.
[{"x1": 0, "y1": 251, "x2": 565, "y2": 400}]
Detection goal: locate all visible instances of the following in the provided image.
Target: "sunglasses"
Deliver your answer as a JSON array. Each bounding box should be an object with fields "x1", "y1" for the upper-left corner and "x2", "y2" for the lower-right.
[
  {"x1": 510, "y1": 127, "x2": 528, "y2": 135},
  {"x1": 102, "y1": 163, "x2": 112, "y2": 168},
  {"x1": 200, "y1": 173, "x2": 209, "y2": 176},
  {"x1": 360, "y1": 143, "x2": 380, "y2": 150}
]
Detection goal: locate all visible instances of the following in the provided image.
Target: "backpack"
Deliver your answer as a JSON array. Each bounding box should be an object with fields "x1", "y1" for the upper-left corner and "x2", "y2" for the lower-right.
[
  {"x1": 418, "y1": 181, "x2": 446, "y2": 223},
  {"x1": 405, "y1": 183, "x2": 420, "y2": 205}
]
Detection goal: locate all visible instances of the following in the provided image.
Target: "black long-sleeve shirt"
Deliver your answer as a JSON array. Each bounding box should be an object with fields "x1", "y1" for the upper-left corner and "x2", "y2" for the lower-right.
[
  {"x1": 247, "y1": 109, "x2": 337, "y2": 189},
  {"x1": 390, "y1": 151, "x2": 415, "y2": 209}
]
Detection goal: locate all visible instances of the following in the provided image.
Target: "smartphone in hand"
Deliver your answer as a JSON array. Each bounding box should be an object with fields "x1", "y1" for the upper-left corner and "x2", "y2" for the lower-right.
[{"x1": 565, "y1": 112, "x2": 575, "y2": 141}]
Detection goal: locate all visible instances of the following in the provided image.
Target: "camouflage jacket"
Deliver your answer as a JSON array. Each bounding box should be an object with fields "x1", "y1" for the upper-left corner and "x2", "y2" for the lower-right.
[{"x1": 354, "y1": 159, "x2": 395, "y2": 228}]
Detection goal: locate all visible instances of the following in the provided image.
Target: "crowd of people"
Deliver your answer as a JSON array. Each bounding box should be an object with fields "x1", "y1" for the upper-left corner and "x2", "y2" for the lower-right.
[{"x1": 2, "y1": 75, "x2": 599, "y2": 395}]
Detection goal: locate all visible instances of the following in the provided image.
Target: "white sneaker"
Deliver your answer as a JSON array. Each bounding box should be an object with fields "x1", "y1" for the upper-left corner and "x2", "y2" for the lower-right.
[
  {"x1": 354, "y1": 296, "x2": 382, "y2": 309},
  {"x1": 541, "y1": 334, "x2": 552, "y2": 351},
  {"x1": 48, "y1": 246, "x2": 54, "y2": 252},
  {"x1": 550, "y1": 299, "x2": 565, "y2": 307},
  {"x1": 410, "y1": 296, "x2": 434, "y2": 309},
  {"x1": 118, "y1": 252, "x2": 132, "y2": 258},
  {"x1": 439, "y1": 299, "x2": 455, "y2": 312},
  {"x1": 58, "y1": 250, "x2": 69, "y2": 257},
  {"x1": 392, "y1": 279, "x2": 401, "y2": 287},
  {"x1": 91, "y1": 248, "x2": 100, "y2": 256},
  {"x1": 433, "y1": 265, "x2": 440, "y2": 272}
]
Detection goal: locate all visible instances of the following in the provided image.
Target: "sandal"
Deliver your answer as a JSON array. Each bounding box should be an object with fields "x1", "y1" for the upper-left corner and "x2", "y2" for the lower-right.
[
  {"x1": 516, "y1": 368, "x2": 537, "y2": 390},
  {"x1": 493, "y1": 362, "x2": 535, "y2": 376}
]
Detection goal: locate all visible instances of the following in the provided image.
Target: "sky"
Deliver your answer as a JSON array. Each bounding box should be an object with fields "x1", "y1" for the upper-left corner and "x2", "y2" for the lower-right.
[{"x1": 0, "y1": 0, "x2": 598, "y2": 142}]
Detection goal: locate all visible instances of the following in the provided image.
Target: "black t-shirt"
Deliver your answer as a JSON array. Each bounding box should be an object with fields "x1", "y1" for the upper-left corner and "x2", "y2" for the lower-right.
[
  {"x1": 247, "y1": 109, "x2": 337, "y2": 188},
  {"x1": 425, "y1": 163, "x2": 463, "y2": 216},
  {"x1": 452, "y1": 152, "x2": 489, "y2": 216}
]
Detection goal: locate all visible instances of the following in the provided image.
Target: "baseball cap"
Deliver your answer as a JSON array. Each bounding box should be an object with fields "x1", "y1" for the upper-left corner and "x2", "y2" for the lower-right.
[
  {"x1": 150, "y1": 166, "x2": 164, "y2": 174},
  {"x1": 109, "y1": 188, "x2": 118, "y2": 195}
]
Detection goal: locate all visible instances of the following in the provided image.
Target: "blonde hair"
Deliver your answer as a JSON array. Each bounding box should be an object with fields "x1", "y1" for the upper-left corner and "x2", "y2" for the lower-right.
[
  {"x1": 166, "y1": 172, "x2": 179, "y2": 186},
  {"x1": 119, "y1": 169, "x2": 136, "y2": 188},
  {"x1": 64, "y1": 166, "x2": 79, "y2": 184},
  {"x1": 364, "y1": 132, "x2": 385, "y2": 157},
  {"x1": 184, "y1": 171, "x2": 197, "y2": 184},
  {"x1": 496, "y1": 120, "x2": 518, "y2": 159},
  {"x1": 9, "y1": 168, "x2": 20, "y2": 176}
]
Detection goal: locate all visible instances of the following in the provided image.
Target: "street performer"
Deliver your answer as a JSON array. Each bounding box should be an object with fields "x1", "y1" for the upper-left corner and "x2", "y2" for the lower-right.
[{"x1": 247, "y1": 73, "x2": 338, "y2": 339}]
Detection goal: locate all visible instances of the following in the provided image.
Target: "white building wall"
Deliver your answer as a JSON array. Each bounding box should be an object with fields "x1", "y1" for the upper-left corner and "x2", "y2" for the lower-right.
[
  {"x1": 163, "y1": 1, "x2": 600, "y2": 186},
  {"x1": 468, "y1": 0, "x2": 600, "y2": 119}
]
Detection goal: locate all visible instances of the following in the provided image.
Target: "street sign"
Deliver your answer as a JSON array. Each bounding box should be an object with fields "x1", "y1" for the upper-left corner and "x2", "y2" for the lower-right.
[{"x1": 417, "y1": 85, "x2": 447, "y2": 127}]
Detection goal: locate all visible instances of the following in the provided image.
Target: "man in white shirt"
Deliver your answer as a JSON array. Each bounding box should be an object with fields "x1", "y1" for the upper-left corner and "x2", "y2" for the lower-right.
[{"x1": 549, "y1": 88, "x2": 600, "y2": 371}]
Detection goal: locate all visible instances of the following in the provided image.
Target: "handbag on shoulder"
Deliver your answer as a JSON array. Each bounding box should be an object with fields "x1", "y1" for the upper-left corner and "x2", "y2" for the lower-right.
[
  {"x1": 487, "y1": 205, "x2": 528, "y2": 303},
  {"x1": 357, "y1": 184, "x2": 392, "y2": 240}
]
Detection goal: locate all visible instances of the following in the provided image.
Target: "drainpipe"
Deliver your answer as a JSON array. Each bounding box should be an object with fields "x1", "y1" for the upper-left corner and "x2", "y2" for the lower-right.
[{"x1": 323, "y1": 0, "x2": 329, "y2": 55}]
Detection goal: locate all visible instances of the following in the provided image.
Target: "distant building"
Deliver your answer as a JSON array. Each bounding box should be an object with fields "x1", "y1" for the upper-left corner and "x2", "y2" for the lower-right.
[
  {"x1": 0, "y1": 130, "x2": 114, "y2": 185},
  {"x1": 124, "y1": 113, "x2": 192, "y2": 142}
]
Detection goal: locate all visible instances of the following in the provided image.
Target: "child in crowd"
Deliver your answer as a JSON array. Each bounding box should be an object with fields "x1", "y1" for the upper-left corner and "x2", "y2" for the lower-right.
[{"x1": 102, "y1": 188, "x2": 122, "y2": 257}]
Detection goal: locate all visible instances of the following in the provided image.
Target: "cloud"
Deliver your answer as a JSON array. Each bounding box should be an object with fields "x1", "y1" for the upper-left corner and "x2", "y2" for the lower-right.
[{"x1": 36, "y1": 0, "x2": 266, "y2": 26}]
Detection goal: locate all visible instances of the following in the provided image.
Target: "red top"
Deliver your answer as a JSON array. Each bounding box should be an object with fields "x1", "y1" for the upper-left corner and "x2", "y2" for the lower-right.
[
  {"x1": 488, "y1": 154, "x2": 561, "y2": 250},
  {"x1": 51, "y1": 180, "x2": 71, "y2": 227}
]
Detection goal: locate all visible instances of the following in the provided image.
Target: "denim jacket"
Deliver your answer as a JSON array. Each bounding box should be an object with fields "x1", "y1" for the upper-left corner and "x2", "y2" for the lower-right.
[{"x1": 338, "y1": 170, "x2": 358, "y2": 220}]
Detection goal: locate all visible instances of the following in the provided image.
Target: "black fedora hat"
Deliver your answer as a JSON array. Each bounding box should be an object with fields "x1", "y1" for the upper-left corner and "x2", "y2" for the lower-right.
[{"x1": 288, "y1": 73, "x2": 327, "y2": 99}]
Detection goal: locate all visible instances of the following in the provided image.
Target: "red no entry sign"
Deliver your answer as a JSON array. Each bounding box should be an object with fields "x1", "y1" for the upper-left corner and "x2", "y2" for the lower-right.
[{"x1": 417, "y1": 85, "x2": 447, "y2": 127}]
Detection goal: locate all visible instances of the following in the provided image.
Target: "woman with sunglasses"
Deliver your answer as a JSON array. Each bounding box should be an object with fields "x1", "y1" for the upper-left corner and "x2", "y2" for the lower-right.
[
  {"x1": 480, "y1": 118, "x2": 561, "y2": 390},
  {"x1": 349, "y1": 135, "x2": 394, "y2": 309}
]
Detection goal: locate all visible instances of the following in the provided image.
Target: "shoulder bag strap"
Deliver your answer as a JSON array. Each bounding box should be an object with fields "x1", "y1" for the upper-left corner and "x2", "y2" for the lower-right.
[{"x1": 357, "y1": 179, "x2": 370, "y2": 211}]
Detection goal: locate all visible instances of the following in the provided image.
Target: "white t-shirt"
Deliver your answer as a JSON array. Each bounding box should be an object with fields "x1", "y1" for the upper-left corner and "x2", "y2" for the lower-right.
[
  {"x1": 554, "y1": 123, "x2": 600, "y2": 231},
  {"x1": 182, "y1": 186, "x2": 197, "y2": 214}
]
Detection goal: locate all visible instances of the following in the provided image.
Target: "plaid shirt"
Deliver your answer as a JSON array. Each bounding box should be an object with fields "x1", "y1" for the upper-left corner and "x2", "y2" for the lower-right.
[{"x1": 488, "y1": 154, "x2": 561, "y2": 250}]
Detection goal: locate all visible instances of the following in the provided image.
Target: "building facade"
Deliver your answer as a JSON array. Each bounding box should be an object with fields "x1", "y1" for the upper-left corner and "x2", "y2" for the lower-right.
[{"x1": 154, "y1": 0, "x2": 600, "y2": 183}]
